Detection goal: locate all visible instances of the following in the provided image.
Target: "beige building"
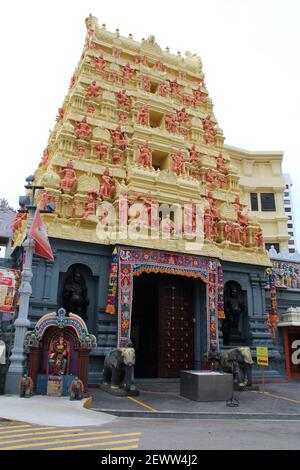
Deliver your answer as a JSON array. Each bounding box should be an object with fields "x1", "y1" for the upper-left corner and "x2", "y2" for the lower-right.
[{"x1": 227, "y1": 145, "x2": 289, "y2": 253}]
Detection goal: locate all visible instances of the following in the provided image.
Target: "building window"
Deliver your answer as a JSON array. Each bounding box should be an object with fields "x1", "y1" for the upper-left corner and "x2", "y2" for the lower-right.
[
  {"x1": 290, "y1": 249, "x2": 295, "y2": 253},
  {"x1": 284, "y1": 200, "x2": 291, "y2": 204},
  {"x1": 288, "y1": 224, "x2": 293, "y2": 228},
  {"x1": 288, "y1": 240, "x2": 295, "y2": 245},
  {"x1": 265, "y1": 243, "x2": 280, "y2": 252},
  {"x1": 289, "y1": 232, "x2": 294, "y2": 237},
  {"x1": 250, "y1": 193, "x2": 258, "y2": 211},
  {"x1": 284, "y1": 192, "x2": 289, "y2": 197},
  {"x1": 288, "y1": 215, "x2": 292, "y2": 220},
  {"x1": 285, "y1": 208, "x2": 291, "y2": 213},
  {"x1": 261, "y1": 193, "x2": 276, "y2": 211}
]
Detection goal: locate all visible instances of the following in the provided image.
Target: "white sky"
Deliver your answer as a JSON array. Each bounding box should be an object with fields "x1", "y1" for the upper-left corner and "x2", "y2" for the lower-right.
[{"x1": 1, "y1": 0, "x2": 299, "y2": 249}]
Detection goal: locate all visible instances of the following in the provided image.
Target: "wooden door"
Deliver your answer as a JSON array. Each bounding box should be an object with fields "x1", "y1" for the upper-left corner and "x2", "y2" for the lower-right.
[{"x1": 158, "y1": 276, "x2": 194, "y2": 377}]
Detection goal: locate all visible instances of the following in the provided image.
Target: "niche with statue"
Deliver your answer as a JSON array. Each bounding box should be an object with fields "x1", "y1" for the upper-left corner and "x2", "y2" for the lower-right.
[{"x1": 24, "y1": 308, "x2": 96, "y2": 396}]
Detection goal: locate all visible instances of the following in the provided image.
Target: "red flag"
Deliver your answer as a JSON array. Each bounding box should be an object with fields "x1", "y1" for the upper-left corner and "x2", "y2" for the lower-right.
[{"x1": 28, "y1": 208, "x2": 54, "y2": 260}]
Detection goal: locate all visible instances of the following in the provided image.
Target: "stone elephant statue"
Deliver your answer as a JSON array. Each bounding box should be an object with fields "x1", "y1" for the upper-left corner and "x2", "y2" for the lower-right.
[
  {"x1": 207, "y1": 346, "x2": 254, "y2": 391},
  {"x1": 102, "y1": 342, "x2": 137, "y2": 394}
]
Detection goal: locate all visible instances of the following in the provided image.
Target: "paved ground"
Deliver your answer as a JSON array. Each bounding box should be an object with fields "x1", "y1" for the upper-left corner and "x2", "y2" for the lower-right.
[
  {"x1": 1, "y1": 381, "x2": 300, "y2": 449},
  {"x1": 90, "y1": 381, "x2": 300, "y2": 419}
]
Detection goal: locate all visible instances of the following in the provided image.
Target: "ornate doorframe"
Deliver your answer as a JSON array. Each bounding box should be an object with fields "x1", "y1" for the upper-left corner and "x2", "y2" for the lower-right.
[{"x1": 113, "y1": 246, "x2": 224, "y2": 349}]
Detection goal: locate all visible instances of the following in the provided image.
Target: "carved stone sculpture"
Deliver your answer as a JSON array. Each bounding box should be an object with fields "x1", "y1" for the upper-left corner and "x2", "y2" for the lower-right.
[
  {"x1": 69, "y1": 376, "x2": 84, "y2": 400},
  {"x1": 137, "y1": 142, "x2": 152, "y2": 167},
  {"x1": 207, "y1": 345, "x2": 254, "y2": 390},
  {"x1": 102, "y1": 341, "x2": 138, "y2": 395},
  {"x1": 60, "y1": 160, "x2": 77, "y2": 192},
  {"x1": 137, "y1": 104, "x2": 149, "y2": 126},
  {"x1": 19, "y1": 374, "x2": 33, "y2": 398},
  {"x1": 62, "y1": 270, "x2": 89, "y2": 321},
  {"x1": 223, "y1": 281, "x2": 245, "y2": 341}
]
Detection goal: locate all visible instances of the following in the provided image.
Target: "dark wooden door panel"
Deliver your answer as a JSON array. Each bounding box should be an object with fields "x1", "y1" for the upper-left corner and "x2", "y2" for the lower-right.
[{"x1": 158, "y1": 277, "x2": 194, "y2": 378}]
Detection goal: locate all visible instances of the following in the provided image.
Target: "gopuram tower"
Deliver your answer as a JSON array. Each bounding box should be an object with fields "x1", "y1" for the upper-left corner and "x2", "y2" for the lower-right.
[{"x1": 12, "y1": 16, "x2": 283, "y2": 381}]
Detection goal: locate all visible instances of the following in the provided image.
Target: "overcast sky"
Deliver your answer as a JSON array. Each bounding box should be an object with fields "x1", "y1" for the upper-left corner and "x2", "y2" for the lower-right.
[{"x1": 1, "y1": 0, "x2": 299, "y2": 250}]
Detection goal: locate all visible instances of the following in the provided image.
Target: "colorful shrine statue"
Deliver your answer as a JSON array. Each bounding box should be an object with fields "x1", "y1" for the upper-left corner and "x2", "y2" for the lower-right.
[
  {"x1": 122, "y1": 63, "x2": 133, "y2": 82},
  {"x1": 86, "y1": 28, "x2": 95, "y2": 49},
  {"x1": 165, "y1": 114, "x2": 177, "y2": 133},
  {"x1": 116, "y1": 89, "x2": 131, "y2": 109},
  {"x1": 60, "y1": 160, "x2": 77, "y2": 192},
  {"x1": 56, "y1": 107, "x2": 64, "y2": 123},
  {"x1": 254, "y1": 228, "x2": 264, "y2": 248},
  {"x1": 135, "y1": 55, "x2": 148, "y2": 66},
  {"x1": 75, "y1": 118, "x2": 92, "y2": 138},
  {"x1": 100, "y1": 168, "x2": 116, "y2": 199},
  {"x1": 137, "y1": 142, "x2": 152, "y2": 167},
  {"x1": 86, "y1": 80, "x2": 100, "y2": 98},
  {"x1": 95, "y1": 141, "x2": 109, "y2": 160},
  {"x1": 189, "y1": 144, "x2": 199, "y2": 164},
  {"x1": 110, "y1": 126, "x2": 127, "y2": 147},
  {"x1": 202, "y1": 115, "x2": 217, "y2": 144},
  {"x1": 137, "y1": 105, "x2": 149, "y2": 126},
  {"x1": 158, "y1": 81, "x2": 169, "y2": 97},
  {"x1": 143, "y1": 76, "x2": 151, "y2": 92},
  {"x1": 172, "y1": 150, "x2": 185, "y2": 175},
  {"x1": 183, "y1": 95, "x2": 196, "y2": 107},
  {"x1": 177, "y1": 107, "x2": 189, "y2": 123},
  {"x1": 218, "y1": 175, "x2": 226, "y2": 189},
  {"x1": 95, "y1": 54, "x2": 106, "y2": 70},
  {"x1": 39, "y1": 148, "x2": 49, "y2": 167},
  {"x1": 161, "y1": 215, "x2": 175, "y2": 237},
  {"x1": 170, "y1": 79, "x2": 180, "y2": 95},
  {"x1": 48, "y1": 335, "x2": 70, "y2": 376},
  {"x1": 216, "y1": 153, "x2": 228, "y2": 174},
  {"x1": 71, "y1": 200, "x2": 77, "y2": 218}
]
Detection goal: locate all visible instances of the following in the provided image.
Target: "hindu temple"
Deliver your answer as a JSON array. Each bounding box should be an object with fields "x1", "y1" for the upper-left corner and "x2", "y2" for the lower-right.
[{"x1": 10, "y1": 15, "x2": 287, "y2": 384}]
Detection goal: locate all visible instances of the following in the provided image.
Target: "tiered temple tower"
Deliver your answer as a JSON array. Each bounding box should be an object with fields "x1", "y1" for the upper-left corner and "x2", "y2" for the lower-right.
[{"x1": 11, "y1": 16, "x2": 284, "y2": 382}]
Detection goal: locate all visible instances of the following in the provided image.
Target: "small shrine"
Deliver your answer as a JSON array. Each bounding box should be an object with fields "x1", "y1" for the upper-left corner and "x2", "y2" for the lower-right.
[{"x1": 24, "y1": 308, "x2": 96, "y2": 396}]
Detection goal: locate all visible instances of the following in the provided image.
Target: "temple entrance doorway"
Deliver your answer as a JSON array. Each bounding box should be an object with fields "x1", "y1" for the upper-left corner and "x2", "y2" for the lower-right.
[{"x1": 131, "y1": 273, "x2": 194, "y2": 378}]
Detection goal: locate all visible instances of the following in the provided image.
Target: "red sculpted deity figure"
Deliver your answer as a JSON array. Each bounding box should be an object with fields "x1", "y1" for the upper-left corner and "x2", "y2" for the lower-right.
[
  {"x1": 39, "y1": 148, "x2": 49, "y2": 167},
  {"x1": 165, "y1": 114, "x2": 177, "y2": 133},
  {"x1": 224, "y1": 222, "x2": 233, "y2": 242},
  {"x1": 177, "y1": 107, "x2": 189, "y2": 123},
  {"x1": 233, "y1": 196, "x2": 249, "y2": 225},
  {"x1": 95, "y1": 55, "x2": 106, "y2": 70},
  {"x1": 122, "y1": 63, "x2": 133, "y2": 82},
  {"x1": 56, "y1": 108, "x2": 64, "y2": 123},
  {"x1": 158, "y1": 81, "x2": 169, "y2": 97},
  {"x1": 143, "y1": 76, "x2": 151, "y2": 92},
  {"x1": 189, "y1": 144, "x2": 199, "y2": 164},
  {"x1": 95, "y1": 142, "x2": 108, "y2": 160},
  {"x1": 216, "y1": 153, "x2": 228, "y2": 174},
  {"x1": 154, "y1": 61, "x2": 166, "y2": 72},
  {"x1": 172, "y1": 150, "x2": 185, "y2": 175},
  {"x1": 76, "y1": 143, "x2": 86, "y2": 157},
  {"x1": 60, "y1": 160, "x2": 76, "y2": 192},
  {"x1": 207, "y1": 191, "x2": 219, "y2": 219},
  {"x1": 100, "y1": 168, "x2": 116, "y2": 199},
  {"x1": 194, "y1": 86, "x2": 204, "y2": 103},
  {"x1": 204, "y1": 209, "x2": 213, "y2": 240},
  {"x1": 206, "y1": 169, "x2": 218, "y2": 185},
  {"x1": 40, "y1": 191, "x2": 49, "y2": 211},
  {"x1": 232, "y1": 224, "x2": 241, "y2": 244},
  {"x1": 170, "y1": 79, "x2": 180, "y2": 95},
  {"x1": 75, "y1": 118, "x2": 92, "y2": 138},
  {"x1": 240, "y1": 226, "x2": 248, "y2": 246},
  {"x1": 137, "y1": 105, "x2": 149, "y2": 126},
  {"x1": 137, "y1": 142, "x2": 152, "y2": 167},
  {"x1": 254, "y1": 228, "x2": 264, "y2": 248},
  {"x1": 116, "y1": 89, "x2": 131, "y2": 109},
  {"x1": 112, "y1": 149, "x2": 122, "y2": 165},
  {"x1": 86, "y1": 80, "x2": 100, "y2": 98},
  {"x1": 110, "y1": 126, "x2": 127, "y2": 147},
  {"x1": 84, "y1": 192, "x2": 97, "y2": 217}
]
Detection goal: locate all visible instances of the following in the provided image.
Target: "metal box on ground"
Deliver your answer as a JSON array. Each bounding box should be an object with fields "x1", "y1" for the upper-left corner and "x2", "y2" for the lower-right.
[{"x1": 180, "y1": 370, "x2": 233, "y2": 401}]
